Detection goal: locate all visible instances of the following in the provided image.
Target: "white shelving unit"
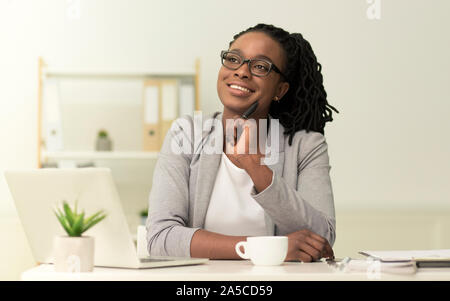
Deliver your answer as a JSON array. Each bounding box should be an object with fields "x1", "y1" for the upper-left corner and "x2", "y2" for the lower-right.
[
  {"x1": 44, "y1": 69, "x2": 197, "y2": 79},
  {"x1": 42, "y1": 151, "x2": 159, "y2": 160},
  {"x1": 37, "y1": 57, "x2": 200, "y2": 167}
]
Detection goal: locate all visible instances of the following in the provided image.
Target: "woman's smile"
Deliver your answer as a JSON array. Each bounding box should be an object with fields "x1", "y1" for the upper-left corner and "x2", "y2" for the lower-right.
[{"x1": 226, "y1": 82, "x2": 255, "y2": 97}]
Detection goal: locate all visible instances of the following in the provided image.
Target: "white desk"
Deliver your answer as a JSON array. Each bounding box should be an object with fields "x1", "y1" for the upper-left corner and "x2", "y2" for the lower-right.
[{"x1": 21, "y1": 260, "x2": 450, "y2": 281}]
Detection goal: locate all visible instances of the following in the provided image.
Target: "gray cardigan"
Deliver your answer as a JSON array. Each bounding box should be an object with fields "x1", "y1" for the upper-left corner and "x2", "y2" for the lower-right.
[{"x1": 146, "y1": 111, "x2": 336, "y2": 257}]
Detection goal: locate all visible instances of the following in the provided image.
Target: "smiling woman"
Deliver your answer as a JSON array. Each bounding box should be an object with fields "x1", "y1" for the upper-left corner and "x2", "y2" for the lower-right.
[
  {"x1": 218, "y1": 31, "x2": 290, "y2": 123},
  {"x1": 146, "y1": 24, "x2": 339, "y2": 263}
]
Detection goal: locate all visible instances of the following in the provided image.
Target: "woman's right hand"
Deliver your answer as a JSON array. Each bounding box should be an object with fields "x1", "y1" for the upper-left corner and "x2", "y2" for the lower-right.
[{"x1": 285, "y1": 229, "x2": 334, "y2": 262}]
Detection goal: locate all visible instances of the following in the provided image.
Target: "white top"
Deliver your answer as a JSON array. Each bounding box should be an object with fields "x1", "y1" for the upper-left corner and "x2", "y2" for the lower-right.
[{"x1": 204, "y1": 153, "x2": 266, "y2": 236}]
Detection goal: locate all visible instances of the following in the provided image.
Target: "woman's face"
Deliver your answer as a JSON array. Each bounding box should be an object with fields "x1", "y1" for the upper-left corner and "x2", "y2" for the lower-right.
[{"x1": 217, "y1": 31, "x2": 289, "y2": 118}]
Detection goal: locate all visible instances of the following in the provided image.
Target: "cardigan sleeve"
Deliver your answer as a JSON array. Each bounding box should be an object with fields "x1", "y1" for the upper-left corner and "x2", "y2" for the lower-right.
[
  {"x1": 250, "y1": 132, "x2": 336, "y2": 246},
  {"x1": 145, "y1": 116, "x2": 201, "y2": 257}
]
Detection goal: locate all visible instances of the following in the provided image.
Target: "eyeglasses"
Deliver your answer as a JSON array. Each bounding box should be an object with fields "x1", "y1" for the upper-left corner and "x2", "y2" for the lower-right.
[{"x1": 221, "y1": 50, "x2": 286, "y2": 79}]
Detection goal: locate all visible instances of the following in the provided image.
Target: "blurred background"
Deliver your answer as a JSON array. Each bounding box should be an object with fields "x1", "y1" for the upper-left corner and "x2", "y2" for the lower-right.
[{"x1": 1, "y1": 0, "x2": 449, "y2": 280}]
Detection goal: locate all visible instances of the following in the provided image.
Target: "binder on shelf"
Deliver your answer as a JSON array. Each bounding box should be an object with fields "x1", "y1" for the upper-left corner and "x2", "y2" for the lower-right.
[
  {"x1": 160, "y1": 80, "x2": 178, "y2": 146},
  {"x1": 179, "y1": 83, "x2": 195, "y2": 117},
  {"x1": 143, "y1": 78, "x2": 196, "y2": 151},
  {"x1": 143, "y1": 80, "x2": 161, "y2": 151},
  {"x1": 42, "y1": 80, "x2": 64, "y2": 152}
]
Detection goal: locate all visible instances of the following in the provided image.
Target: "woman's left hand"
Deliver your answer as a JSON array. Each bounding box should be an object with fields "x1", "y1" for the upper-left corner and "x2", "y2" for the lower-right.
[{"x1": 285, "y1": 229, "x2": 335, "y2": 262}]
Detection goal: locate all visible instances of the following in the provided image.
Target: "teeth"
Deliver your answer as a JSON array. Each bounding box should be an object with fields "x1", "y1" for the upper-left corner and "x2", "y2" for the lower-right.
[{"x1": 230, "y1": 84, "x2": 251, "y2": 93}]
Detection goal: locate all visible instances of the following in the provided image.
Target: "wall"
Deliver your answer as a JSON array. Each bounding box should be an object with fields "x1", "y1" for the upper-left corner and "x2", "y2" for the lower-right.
[{"x1": 1, "y1": 0, "x2": 449, "y2": 279}]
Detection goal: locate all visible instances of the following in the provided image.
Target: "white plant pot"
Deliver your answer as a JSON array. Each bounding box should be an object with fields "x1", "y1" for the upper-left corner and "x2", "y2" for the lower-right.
[
  {"x1": 53, "y1": 236, "x2": 95, "y2": 272},
  {"x1": 96, "y1": 137, "x2": 112, "y2": 151}
]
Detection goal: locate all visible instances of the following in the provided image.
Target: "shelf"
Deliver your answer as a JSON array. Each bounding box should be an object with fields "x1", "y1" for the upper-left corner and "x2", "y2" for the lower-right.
[
  {"x1": 42, "y1": 151, "x2": 159, "y2": 160},
  {"x1": 44, "y1": 69, "x2": 196, "y2": 79},
  {"x1": 37, "y1": 57, "x2": 201, "y2": 168}
]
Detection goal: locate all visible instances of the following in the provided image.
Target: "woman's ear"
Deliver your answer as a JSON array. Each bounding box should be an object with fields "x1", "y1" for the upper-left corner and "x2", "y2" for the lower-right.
[{"x1": 277, "y1": 81, "x2": 290, "y2": 100}]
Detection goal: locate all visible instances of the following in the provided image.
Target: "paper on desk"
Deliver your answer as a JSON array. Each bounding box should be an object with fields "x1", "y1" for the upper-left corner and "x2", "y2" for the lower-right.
[
  {"x1": 343, "y1": 259, "x2": 417, "y2": 275},
  {"x1": 359, "y1": 249, "x2": 450, "y2": 262}
]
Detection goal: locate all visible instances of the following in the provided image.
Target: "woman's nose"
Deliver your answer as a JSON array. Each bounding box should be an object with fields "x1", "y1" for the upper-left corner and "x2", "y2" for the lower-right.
[{"x1": 234, "y1": 62, "x2": 251, "y2": 79}]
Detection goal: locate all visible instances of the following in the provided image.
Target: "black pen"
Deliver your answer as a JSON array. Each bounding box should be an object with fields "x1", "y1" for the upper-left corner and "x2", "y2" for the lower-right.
[
  {"x1": 235, "y1": 101, "x2": 259, "y2": 142},
  {"x1": 241, "y1": 101, "x2": 258, "y2": 119}
]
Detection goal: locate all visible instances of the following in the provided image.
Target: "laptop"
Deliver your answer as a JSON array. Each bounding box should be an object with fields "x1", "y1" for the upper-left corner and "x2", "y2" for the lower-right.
[{"x1": 4, "y1": 168, "x2": 208, "y2": 269}]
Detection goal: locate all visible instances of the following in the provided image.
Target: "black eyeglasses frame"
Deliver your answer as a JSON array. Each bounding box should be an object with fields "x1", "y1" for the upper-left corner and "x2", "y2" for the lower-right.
[{"x1": 220, "y1": 50, "x2": 287, "y2": 80}]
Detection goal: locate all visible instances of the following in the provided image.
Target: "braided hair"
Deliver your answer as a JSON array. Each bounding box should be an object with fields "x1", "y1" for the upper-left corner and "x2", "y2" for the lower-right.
[{"x1": 230, "y1": 24, "x2": 339, "y2": 145}]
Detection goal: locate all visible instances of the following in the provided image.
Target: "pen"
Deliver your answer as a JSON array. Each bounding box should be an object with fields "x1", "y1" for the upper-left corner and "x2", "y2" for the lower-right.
[
  {"x1": 241, "y1": 101, "x2": 258, "y2": 119},
  {"x1": 234, "y1": 101, "x2": 259, "y2": 142}
]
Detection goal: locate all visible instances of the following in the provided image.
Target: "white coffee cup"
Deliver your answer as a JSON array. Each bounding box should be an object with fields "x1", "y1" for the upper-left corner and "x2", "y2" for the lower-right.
[{"x1": 235, "y1": 236, "x2": 288, "y2": 266}]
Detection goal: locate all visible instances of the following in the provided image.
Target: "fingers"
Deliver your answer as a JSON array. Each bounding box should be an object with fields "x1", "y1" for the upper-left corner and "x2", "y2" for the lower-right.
[
  {"x1": 297, "y1": 251, "x2": 313, "y2": 263},
  {"x1": 323, "y1": 242, "x2": 335, "y2": 259},
  {"x1": 236, "y1": 125, "x2": 250, "y2": 154},
  {"x1": 288, "y1": 230, "x2": 335, "y2": 262},
  {"x1": 296, "y1": 241, "x2": 321, "y2": 261},
  {"x1": 226, "y1": 118, "x2": 257, "y2": 155},
  {"x1": 305, "y1": 234, "x2": 334, "y2": 259},
  {"x1": 307, "y1": 231, "x2": 334, "y2": 259},
  {"x1": 307, "y1": 231, "x2": 326, "y2": 243},
  {"x1": 285, "y1": 250, "x2": 313, "y2": 262}
]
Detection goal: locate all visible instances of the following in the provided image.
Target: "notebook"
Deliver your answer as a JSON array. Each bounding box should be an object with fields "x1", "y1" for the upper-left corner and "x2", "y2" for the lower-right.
[{"x1": 360, "y1": 249, "x2": 450, "y2": 268}]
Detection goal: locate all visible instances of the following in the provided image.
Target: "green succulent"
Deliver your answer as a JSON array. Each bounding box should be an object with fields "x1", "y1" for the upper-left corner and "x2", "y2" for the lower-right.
[
  {"x1": 98, "y1": 130, "x2": 108, "y2": 138},
  {"x1": 54, "y1": 200, "x2": 107, "y2": 237},
  {"x1": 140, "y1": 208, "x2": 148, "y2": 217}
]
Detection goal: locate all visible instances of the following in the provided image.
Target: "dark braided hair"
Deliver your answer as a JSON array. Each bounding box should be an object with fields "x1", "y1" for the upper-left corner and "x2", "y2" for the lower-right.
[{"x1": 230, "y1": 24, "x2": 339, "y2": 145}]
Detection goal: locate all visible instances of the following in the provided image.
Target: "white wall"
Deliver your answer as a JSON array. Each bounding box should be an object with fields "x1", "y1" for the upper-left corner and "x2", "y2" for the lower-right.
[{"x1": 1, "y1": 0, "x2": 449, "y2": 279}]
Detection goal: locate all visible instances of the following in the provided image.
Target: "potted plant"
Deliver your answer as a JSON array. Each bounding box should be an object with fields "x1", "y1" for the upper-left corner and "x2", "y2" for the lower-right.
[
  {"x1": 96, "y1": 129, "x2": 113, "y2": 151},
  {"x1": 53, "y1": 200, "x2": 106, "y2": 272},
  {"x1": 139, "y1": 208, "x2": 148, "y2": 225}
]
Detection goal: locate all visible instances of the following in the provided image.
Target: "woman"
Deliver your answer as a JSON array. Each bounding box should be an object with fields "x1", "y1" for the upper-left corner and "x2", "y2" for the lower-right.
[{"x1": 146, "y1": 24, "x2": 339, "y2": 262}]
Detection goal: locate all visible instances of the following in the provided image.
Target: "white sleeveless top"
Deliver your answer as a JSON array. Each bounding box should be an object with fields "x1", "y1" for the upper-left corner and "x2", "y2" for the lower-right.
[{"x1": 204, "y1": 153, "x2": 267, "y2": 236}]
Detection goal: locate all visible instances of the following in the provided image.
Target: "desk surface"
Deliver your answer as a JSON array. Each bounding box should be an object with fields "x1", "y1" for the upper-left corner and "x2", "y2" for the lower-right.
[{"x1": 21, "y1": 260, "x2": 450, "y2": 281}]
